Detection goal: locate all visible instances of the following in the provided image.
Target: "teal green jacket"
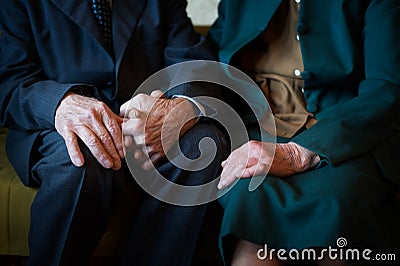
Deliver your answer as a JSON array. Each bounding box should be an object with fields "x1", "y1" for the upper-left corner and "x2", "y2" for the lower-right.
[{"x1": 208, "y1": 0, "x2": 400, "y2": 184}]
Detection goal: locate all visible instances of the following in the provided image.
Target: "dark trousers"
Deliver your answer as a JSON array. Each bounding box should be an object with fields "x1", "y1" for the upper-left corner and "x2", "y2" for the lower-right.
[{"x1": 25, "y1": 122, "x2": 229, "y2": 266}]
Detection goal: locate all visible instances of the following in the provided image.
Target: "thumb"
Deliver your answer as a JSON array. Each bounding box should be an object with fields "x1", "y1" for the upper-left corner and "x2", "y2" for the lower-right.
[{"x1": 119, "y1": 100, "x2": 131, "y2": 117}]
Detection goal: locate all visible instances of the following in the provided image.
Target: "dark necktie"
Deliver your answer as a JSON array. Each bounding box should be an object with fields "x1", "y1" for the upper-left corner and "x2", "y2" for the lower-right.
[{"x1": 91, "y1": 0, "x2": 113, "y2": 50}]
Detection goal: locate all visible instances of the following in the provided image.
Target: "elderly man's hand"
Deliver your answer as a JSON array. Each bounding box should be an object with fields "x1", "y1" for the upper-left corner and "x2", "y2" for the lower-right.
[
  {"x1": 120, "y1": 90, "x2": 197, "y2": 170},
  {"x1": 217, "y1": 141, "x2": 320, "y2": 190},
  {"x1": 55, "y1": 92, "x2": 124, "y2": 169}
]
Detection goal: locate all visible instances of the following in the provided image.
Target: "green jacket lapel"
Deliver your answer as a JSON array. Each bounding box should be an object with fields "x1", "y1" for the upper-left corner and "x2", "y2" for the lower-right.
[{"x1": 219, "y1": 0, "x2": 281, "y2": 63}]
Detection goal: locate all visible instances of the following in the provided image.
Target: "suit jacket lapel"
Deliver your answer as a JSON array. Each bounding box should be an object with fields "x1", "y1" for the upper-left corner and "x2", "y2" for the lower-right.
[
  {"x1": 50, "y1": 0, "x2": 147, "y2": 63},
  {"x1": 112, "y1": 0, "x2": 147, "y2": 67},
  {"x1": 50, "y1": 0, "x2": 108, "y2": 50}
]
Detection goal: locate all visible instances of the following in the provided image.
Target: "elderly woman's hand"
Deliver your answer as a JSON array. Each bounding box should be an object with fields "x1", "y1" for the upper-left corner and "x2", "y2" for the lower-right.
[{"x1": 217, "y1": 141, "x2": 320, "y2": 190}]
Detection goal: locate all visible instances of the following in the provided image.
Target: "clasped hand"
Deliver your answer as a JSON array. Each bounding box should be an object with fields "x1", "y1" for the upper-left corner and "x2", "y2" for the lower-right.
[
  {"x1": 55, "y1": 90, "x2": 196, "y2": 171},
  {"x1": 120, "y1": 90, "x2": 196, "y2": 170}
]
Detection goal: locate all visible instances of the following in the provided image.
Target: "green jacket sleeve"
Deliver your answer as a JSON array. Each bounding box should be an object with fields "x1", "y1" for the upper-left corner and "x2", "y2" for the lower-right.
[{"x1": 292, "y1": 0, "x2": 400, "y2": 183}]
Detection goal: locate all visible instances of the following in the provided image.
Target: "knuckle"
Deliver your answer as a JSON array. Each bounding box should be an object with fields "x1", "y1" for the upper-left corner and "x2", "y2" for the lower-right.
[
  {"x1": 58, "y1": 124, "x2": 70, "y2": 133},
  {"x1": 85, "y1": 107, "x2": 97, "y2": 119},
  {"x1": 98, "y1": 101, "x2": 107, "y2": 109},
  {"x1": 97, "y1": 102, "x2": 109, "y2": 114},
  {"x1": 248, "y1": 140, "x2": 260, "y2": 150},
  {"x1": 85, "y1": 136, "x2": 99, "y2": 148},
  {"x1": 98, "y1": 132, "x2": 110, "y2": 143},
  {"x1": 65, "y1": 135, "x2": 75, "y2": 145},
  {"x1": 144, "y1": 145, "x2": 152, "y2": 154},
  {"x1": 248, "y1": 140, "x2": 258, "y2": 146},
  {"x1": 136, "y1": 93, "x2": 146, "y2": 99},
  {"x1": 259, "y1": 162, "x2": 267, "y2": 171},
  {"x1": 108, "y1": 124, "x2": 120, "y2": 136}
]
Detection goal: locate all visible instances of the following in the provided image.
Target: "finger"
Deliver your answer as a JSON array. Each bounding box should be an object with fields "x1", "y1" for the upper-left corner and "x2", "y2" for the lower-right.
[
  {"x1": 119, "y1": 97, "x2": 143, "y2": 117},
  {"x1": 122, "y1": 119, "x2": 145, "y2": 146},
  {"x1": 218, "y1": 161, "x2": 246, "y2": 190},
  {"x1": 63, "y1": 130, "x2": 85, "y2": 167},
  {"x1": 103, "y1": 111, "x2": 125, "y2": 158},
  {"x1": 136, "y1": 146, "x2": 153, "y2": 171},
  {"x1": 82, "y1": 104, "x2": 122, "y2": 167},
  {"x1": 143, "y1": 141, "x2": 162, "y2": 157},
  {"x1": 141, "y1": 159, "x2": 153, "y2": 171},
  {"x1": 149, "y1": 152, "x2": 163, "y2": 166},
  {"x1": 128, "y1": 107, "x2": 145, "y2": 119},
  {"x1": 119, "y1": 99, "x2": 131, "y2": 117},
  {"x1": 122, "y1": 135, "x2": 132, "y2": 158},
  {"x1": 90, "y1": 115, "x2": 122, "y2": 169},
  {"x1": 218, "y1": 172, "x2": 237, "y2": 190},
  {"x1": 125, "y1": 144, "x2": 145, "y2": 161},
  {"x1": 124, "y1": 135, "x2": 133, "y2": 147},
  {"x1": 122, "y1": 118, "x2": 144, "y2": 135},
  {"x1": 142, "y1": 152, "x2": 163, "y2": 171},
  {"x1": 133, "y1": 134, "x2": 145, "y2": 146},
  {"x1": 218, "y1": 162, "x2": 233, "y2": 190},
  {"x1": 123, "y1": 138, "x2": 144, "y2": 160},
  {"x1": 221, "y1": 160, "x2": 227, "y2": 167},
  {"x1": 242, "y1": 165, "x2": 258, "y2": 178},
  {"x1": 134, "y1": 149, "x2": 143, "y2": 160},
  {"x1": 150, "y1": 90, "x2": 164, "y2": 98},
  {"x1": 114, "y1": 114, "x2": 124, "y2": 124},
  {"x1": 76, "y1": 127, "x2": 114, "y2": 169}
]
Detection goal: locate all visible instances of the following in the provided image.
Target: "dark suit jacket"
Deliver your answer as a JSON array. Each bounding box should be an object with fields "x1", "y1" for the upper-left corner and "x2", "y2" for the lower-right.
[
  {"x1": 0, "y1": 0, "x2": 219, "y2": 185},
  {"x1": 208, "y1": 0, "x2": 400, "y2": 185}
]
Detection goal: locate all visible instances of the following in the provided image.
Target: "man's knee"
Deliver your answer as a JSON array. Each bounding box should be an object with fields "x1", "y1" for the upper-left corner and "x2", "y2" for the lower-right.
[
  {"x1": 31, "y1": 130, "x2": 116, "y2": 187},
  {"x1": 179, "y1": 122, "x2": 230, "y2": 163}
]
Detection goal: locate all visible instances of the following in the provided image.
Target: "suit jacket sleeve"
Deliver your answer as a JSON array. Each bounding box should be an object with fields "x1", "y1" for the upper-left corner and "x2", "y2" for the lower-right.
[
  {"x1": 0, "y1": 1, "x2": 79, "y2": 130},
  {"x1": 160, "y1": 0, "x2": 222, "y2": 101},
  {"x1": 291, "y1": 0, "x2": 400, "y2": 179},
  {"x1": 0, "y1": 0, "x2": 93, "y2": 131}
]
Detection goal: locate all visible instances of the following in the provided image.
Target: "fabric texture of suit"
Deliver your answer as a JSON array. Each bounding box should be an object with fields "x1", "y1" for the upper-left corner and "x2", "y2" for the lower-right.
[
  {"x1": 207, "y1": 0, "x2": 400, "y2": 264},
  {"x1": 0, "y1": 0, "x2": 228, "y2": 265},
  {"x1": 0, "y1": 0, "x2": 220, "y2": 185}
]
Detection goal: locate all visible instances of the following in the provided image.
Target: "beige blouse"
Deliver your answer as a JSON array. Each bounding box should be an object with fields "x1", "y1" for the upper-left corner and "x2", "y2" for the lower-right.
[{"x1": 233, "y1": 0, "x2": 317, "y2": 138}]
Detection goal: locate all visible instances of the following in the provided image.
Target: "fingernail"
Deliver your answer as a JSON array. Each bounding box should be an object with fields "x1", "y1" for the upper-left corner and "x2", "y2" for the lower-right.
[
  {"x1": 73, "y1": 157, "x2": 84, "y2": 167},
  {"x1": 105, "y1": 160, "x2": 113, "y2": 169},
  {"x1": 218, "y1": 181, "x2": 226, "y2": 190},
  {"x1": 142, "y1": 163, "x2": 151, "y2": 171},
  {"x1": 114, "y1": 160, "x2": 121, "y2": 169}
]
